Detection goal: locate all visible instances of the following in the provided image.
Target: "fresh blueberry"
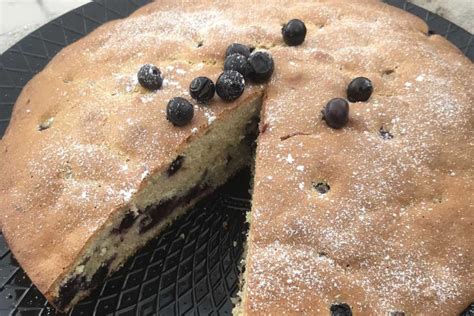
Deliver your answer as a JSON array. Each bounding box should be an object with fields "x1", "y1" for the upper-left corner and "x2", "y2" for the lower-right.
[
  {"x1": 347, "y1": 77, "x2": 373, "y2": 102},
  {"x1": 137, "y1": 64, "x2": 163, "y2": 90},
  {"x1": 322, "y1": 98, "x2": 349, "y2": 129},
  {"x1": 225, "y1": 43, "x2": 251, "y2": 58},
  {"x1": 330, "y1": 303, "x2": 352, "y2": 316},
  {"x1": 166, "y1": 97, "x2": 194, "y2": 126},
  {"x1": 224, "y1": 53, "x2": 251, "y2": 77},
  {"x1": 282, "y1": 19, "x2": 307, "y2": 46},
  {"x1": 189, "y1": 77, "x2": 215, "y2": 103},
  {"x1": 248, "y1": 51, "x2": 274, "y2": 83},
  {"x1": 216, "y1": 70, "x2": 245, "y2": 102}
]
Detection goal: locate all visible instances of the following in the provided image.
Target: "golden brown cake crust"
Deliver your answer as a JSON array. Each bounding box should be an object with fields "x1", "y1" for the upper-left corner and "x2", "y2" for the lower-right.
[{"x1": 0, "y1": 0, "x2": 472, "y2": 314}]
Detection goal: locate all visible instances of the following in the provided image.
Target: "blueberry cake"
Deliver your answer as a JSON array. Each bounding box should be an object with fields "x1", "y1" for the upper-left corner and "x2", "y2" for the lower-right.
[{"x1": 0, "y1": 0, "x2": 472, "y2": 314}]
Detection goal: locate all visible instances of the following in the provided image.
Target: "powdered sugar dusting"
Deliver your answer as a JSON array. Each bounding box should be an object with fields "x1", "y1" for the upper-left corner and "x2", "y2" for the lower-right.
[
  {"x1": 204, "y1": 111, "x2": 217, "y2": 125},
  {"x1": 246, "y1": 1, "x2": 472, "y2": 314}
]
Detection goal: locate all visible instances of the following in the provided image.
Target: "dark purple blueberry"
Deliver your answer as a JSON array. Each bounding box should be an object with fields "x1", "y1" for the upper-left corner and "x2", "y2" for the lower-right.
[
  {"x1": 111, "y1": 211, "x2": 136, "y2": 234},
  {"x1": 216, "y1": 70, "x2": 245, "y2": 102},
  {"x1": 139, "y1": 181, "x2": 209, "y2": 234},
  {"x1": 248, "y1": 51, "x2": 274, "y2": 83},
  {"x1": 166, "y1": 97, "x2": 194, "y2": 126},
  {"x1": 189, "y1": 77, "x2": 215, "y2": 103},
  {"x1": 347, "y1": 77, "x2": 373, "y2": 102},
  {"x1": 167, "y1": 155, "x2": 185, "y2": 176},
  {"x1": 224, "y1": 53, "x2": 251, "y2": 77},
  {"x1": 330, "y1": 303, "x2": 352, "y2": 316},
  {"x1": 390, "y1": 312, "x2": 405, "y2": 316},
  {"x1": 225, "y1": 43, "x2": 251, "y2": 58},
  {"x1": 322, "y1": 98, "x2": 349, "y2": 129},
  {"x1": 137, "y1": 64, "x2": 163, "y2": 90},
  {"x1": 282, "y1": 19, "x2": 307, "y2": 46}
]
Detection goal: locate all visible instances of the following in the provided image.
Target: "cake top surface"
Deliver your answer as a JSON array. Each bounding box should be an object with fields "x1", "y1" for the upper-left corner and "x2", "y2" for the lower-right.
[
  {"x1": 244, "y1": 1, "x2": 473, "y2": 315},
  {"x1": 0, "y1": 0, "x2": 473, "y2": 314}
]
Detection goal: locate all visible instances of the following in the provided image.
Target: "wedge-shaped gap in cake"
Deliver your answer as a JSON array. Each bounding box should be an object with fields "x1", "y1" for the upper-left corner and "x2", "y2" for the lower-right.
[{"x1": 51, "y1": 93, "x2": 264, "y2": 311}]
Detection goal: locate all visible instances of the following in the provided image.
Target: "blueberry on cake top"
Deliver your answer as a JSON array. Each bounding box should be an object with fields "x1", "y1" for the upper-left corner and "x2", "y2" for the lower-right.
[
  {"x1": 189, "y1": 76, "x2": 215, "y2": 103},
  {"x1": 0, "y1": 0, "x2": 472, "y2": 315}
]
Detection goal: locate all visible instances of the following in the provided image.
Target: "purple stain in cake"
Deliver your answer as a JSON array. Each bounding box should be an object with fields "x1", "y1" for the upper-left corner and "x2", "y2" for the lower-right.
[{"x1": 111, "y1": 211, "x2": 136, "y2": 235}]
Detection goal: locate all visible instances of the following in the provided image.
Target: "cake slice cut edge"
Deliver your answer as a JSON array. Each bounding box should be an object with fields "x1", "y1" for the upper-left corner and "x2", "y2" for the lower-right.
[{"x1": 40, "y1": 93, "x2": 263, "y2": 311}]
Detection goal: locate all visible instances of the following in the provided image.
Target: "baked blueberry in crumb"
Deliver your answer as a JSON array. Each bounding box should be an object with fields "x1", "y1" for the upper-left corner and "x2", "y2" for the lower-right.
[
  {"x1": 330, "y1": 303, "x2": 352, "y2": 316},
  {"x1": 313, "y1": 182, "x2": 330, "y2": 194},
  {"x1": 225, "y1": 43, "x2": 251, "y2": 58},
  {"x1": 167, "y1": 155, "x2": 185, "y2": 176},
  {"x1": 224, "y1": 53, "x2": 251, "y2": 77},
  {"x1": 139, "y1": 182, "x2": 209, "y2": 234},
  {"x1": 248, "y1": 51, "x2": 274, "y2": 83},
  {"x1": 111, "y1": 211, "x2": 136, "y2": 234},
  {"x1": 322, "y1": 98, "x2": 349, "y2": 129},
  {"x1": 189, "y1": 77, "x2": 215, "y2": 103},
  {"x1": 166, "y1": 97, "x2": 194, "y2": 126},
  {"x1": 390, "y1": 312, "x2": 405, "y2": 316},
  {"x1": 138, "y1": 64, "x2": 163, "y2": 90},
  {"x1": 282, "y1": 19, "x2": 307, "y2": 46},
  {"x1": 216, "y1": 70, "x2": 245, "y2": 102},
  {"x1": 347, "y1": 77, "x2": 373, "y2": 102}
]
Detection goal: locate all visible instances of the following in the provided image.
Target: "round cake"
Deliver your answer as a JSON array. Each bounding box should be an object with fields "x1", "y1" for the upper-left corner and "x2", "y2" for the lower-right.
[{"x1": 0, "y1": 0, "x2": 472, "y2": 314}]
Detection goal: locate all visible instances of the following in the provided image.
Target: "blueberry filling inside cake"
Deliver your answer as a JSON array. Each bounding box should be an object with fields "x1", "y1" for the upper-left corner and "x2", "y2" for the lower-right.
[
  {"x1": 0, "y1": 1, "x2": 472, "y2": 315},
  {"x1": 47, "y1": 93, "x2": 263, "y2": 310}
]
